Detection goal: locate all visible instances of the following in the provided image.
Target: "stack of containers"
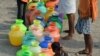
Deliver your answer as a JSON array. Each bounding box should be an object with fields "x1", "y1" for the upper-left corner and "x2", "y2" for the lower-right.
[{"x1": 8, "y1": 0, "x2": 66, "y2": 56}]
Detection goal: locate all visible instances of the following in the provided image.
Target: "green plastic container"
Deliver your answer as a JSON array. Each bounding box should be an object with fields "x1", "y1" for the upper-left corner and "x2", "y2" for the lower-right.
[
  {"x1": 11, "y1": 19, "x2": 27, "y2": 33},
  {"x1": 30, "y1": 41, "x2": 41, "y2": 56},
  {"x1": 16, "y1": 45, "x2": 32, "y2": 56},
  {"x1": 56, "y1": 22, "x2": 63, "y2": 32},
  {"x1": 47, "y1": 15, "x2": 63, "y2": 32}
]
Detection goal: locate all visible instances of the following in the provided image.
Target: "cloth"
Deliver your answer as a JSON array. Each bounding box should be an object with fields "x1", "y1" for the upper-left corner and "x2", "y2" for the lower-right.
[
  {"x1": 75, "y1": 17, "x2": 92, "y2": 34},
  {"x1": 57, "y1": 0, "x2": 76, "y2": 14},
  {"x1": 78, "y1": 0, "x2": 98, "y2": 21}
]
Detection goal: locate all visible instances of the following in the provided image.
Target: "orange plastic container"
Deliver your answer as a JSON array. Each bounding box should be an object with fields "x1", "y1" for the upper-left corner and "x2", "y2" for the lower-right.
[
  {"x1": 45, "y1": 22, "x2": 60, "y2": 42},
  {"x1": 46, "y1": 0, "x2": 59, "y2": 8},
  {"x1": 22, "y1": 0, "x2": 29, "y2": 3}
]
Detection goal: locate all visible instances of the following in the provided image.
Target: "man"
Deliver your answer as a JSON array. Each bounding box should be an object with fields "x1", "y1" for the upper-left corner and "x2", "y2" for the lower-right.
[{"x1": 58, "y1": 0, "x2": 76, "y2": 39}]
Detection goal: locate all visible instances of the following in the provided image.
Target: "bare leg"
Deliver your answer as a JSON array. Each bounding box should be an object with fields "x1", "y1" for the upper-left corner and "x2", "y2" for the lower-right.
[
  {"x1": 85, "y1": 34, "x2": 93, "y2": 56},
  {"x1": 79, "y1": 34, "x2": 93, "y2": 56},
  {"x1": 67, "y1": 14, "x2": 75, "y2": 34},
  {"x1": 62, "y1": 13, "x2": 75, "y2": 40}
]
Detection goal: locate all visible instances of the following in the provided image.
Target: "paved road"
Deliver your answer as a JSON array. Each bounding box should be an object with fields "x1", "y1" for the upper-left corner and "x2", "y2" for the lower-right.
[{"x1": 0, "y1": 0, "x2": 100, "y2": 56}]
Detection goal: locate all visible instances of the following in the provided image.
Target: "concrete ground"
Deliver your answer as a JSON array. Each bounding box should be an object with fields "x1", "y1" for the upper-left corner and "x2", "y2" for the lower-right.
[{"x1": 0, "y1": 0, "x2": 100, "y2": 56}]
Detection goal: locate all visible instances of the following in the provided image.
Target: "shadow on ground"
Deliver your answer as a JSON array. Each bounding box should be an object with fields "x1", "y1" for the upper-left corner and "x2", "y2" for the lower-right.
[
  {"x1": 0, "y1": 40, "x2": 20, "y2": 56},
  {"x1": 60, "y1": 39, "x2": 100, "y2": 49},
  {"x1": 0, "y1": 23, "x2": 11, "y2": 31}
]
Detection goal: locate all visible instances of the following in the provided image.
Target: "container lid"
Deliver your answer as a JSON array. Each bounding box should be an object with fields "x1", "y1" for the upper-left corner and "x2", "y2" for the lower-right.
[
  {"x1": 22, "y1": 51, "x2": 31, "y2": 56},
  {"x1": 37, "y1": 2, "x2": 44, "y2": 6},
  {"x1": 36, "y1": 16, "x2": 43, "y2": 20},
  {"x1": 22, "y1": 45, "x2": 29, "y2": 50},
  {"x1": 39, "y1": 41, "x2": 48, "y2": 48},
  {"x1": 52, "y1": 13, "x2": 59, "y2": 16},
  {"x1": 32, "y1": 40, "x2": 39, "y2": 47},
  {"x1": 16, "y1": 19, "x2": 23, "y2": 24},
  {"x1": 44, "y1": 35, "x2": 52, "y2": 42},
  {"x1": 33, "y1": 20, "x2": 41, "y2": 25}
]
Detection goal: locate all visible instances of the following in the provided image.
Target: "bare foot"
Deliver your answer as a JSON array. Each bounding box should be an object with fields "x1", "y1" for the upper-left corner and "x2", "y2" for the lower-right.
[
  {"x1": 78, "y1": 50, "x2": 89, "y2": 54},
  {"x1": 62, "y1": 35, "x2": 73, "y2": 40},
  {"x1": 63, "y1": 30, "x2": 74, "y2": 34},
  {"x1": 87, "y1": 54, "x2": 92, "y2": 56}
]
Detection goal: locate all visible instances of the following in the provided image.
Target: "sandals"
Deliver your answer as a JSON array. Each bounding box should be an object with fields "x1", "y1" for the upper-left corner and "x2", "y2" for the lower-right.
[{"x1": 78, "y1": 50, "x2": 89, "y2": 54}]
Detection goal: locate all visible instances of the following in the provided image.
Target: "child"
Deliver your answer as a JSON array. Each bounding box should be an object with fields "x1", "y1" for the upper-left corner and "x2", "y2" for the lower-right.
[
  {"x1": 17, "y1": 0, "x2": 27, "y2": 25},
  {"x1": 75, "y1": 0, "x2": 98, "y2": 56},
  {"x1": 58, "y1": 0, "x2": 76, "y2": 39}
]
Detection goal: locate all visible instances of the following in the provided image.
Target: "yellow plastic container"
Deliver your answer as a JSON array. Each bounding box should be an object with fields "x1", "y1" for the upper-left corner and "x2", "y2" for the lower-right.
[
  {"x1": 44, "y1": 8, "x2": 57, "y2": 21},
  {"x1": 9, "y1": 26, "x2": 25, "y2": 46}
]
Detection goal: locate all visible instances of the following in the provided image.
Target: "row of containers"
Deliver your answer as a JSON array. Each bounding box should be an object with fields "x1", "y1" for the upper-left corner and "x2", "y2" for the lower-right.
[{"x1": 8, "y1": 0, "x2": 67, "y2": 56}]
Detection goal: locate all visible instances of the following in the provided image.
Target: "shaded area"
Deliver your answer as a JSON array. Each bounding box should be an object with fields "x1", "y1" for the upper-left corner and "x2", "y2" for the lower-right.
[
  {"x1": 0, "y1": 23, "x2": 11, "y2": 31},
  {"x1": 0, "y1": 33, "x2": 8, "y2": 39},
  {"x1": 0, "y1": 40, "x2": 20, "y2": 56},
  {"x1": 60, "y1": 39, "x2": 100, "y2": 49}
]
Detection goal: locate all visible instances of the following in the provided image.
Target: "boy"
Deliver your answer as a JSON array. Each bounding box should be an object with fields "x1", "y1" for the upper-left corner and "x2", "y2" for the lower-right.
[{"x1": 75, "y1": 0, "x2": 98, "y2": 56}]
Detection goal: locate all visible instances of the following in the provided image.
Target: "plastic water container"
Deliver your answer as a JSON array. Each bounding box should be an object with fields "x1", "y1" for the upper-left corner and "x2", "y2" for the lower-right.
[
  {"x1": 23, "y1": 31, "x2": 36, "y2": 46},
  {"x1": 37, "y1": 2, "x2": 47, "y2": 14},
  {"x1": 46, "y1": 22, "x2": 60, "y2": 42},
  {"x1": 16, "y1": 45, "x2": 32, "y2": 56},
  {"x1": 44, "y1": 7, "x2": 56, "y2": 21},
  {"x1": 39, "y1": 41, "x2": 54, "y2": 56},
  {"x1": 9, "y1": 26, "x2": 25, "y2": 46},
  {"x1": 29, "y1": 20, "x2": 44, "y2": 41},
  {"x1": 30, "y1": 40, "x2": 42, "y2": 56},
  {"x1": 36, "y1": 16, "x2": 46, "y2": 27},
  {"x1": 47, "y1": 14, "x2": 63, "y2": 32},
  {"x1": 11, "y1": 19, "x2": 27, "y2": 33},
  {"x1": 46, "y1": 0, "x2": 59, "y2": 8}
]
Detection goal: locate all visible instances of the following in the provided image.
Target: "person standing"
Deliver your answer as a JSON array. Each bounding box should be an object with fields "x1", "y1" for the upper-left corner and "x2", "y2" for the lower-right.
[
  {"x1": 16, "y1": 0, "x2": 27, "y2": 25},
  {"x1": 75, "y1": 0, "x2": 98, "y2": 56},
  {"x1": 58, "y1": 0, "x2": 76, "y2": 39}
]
